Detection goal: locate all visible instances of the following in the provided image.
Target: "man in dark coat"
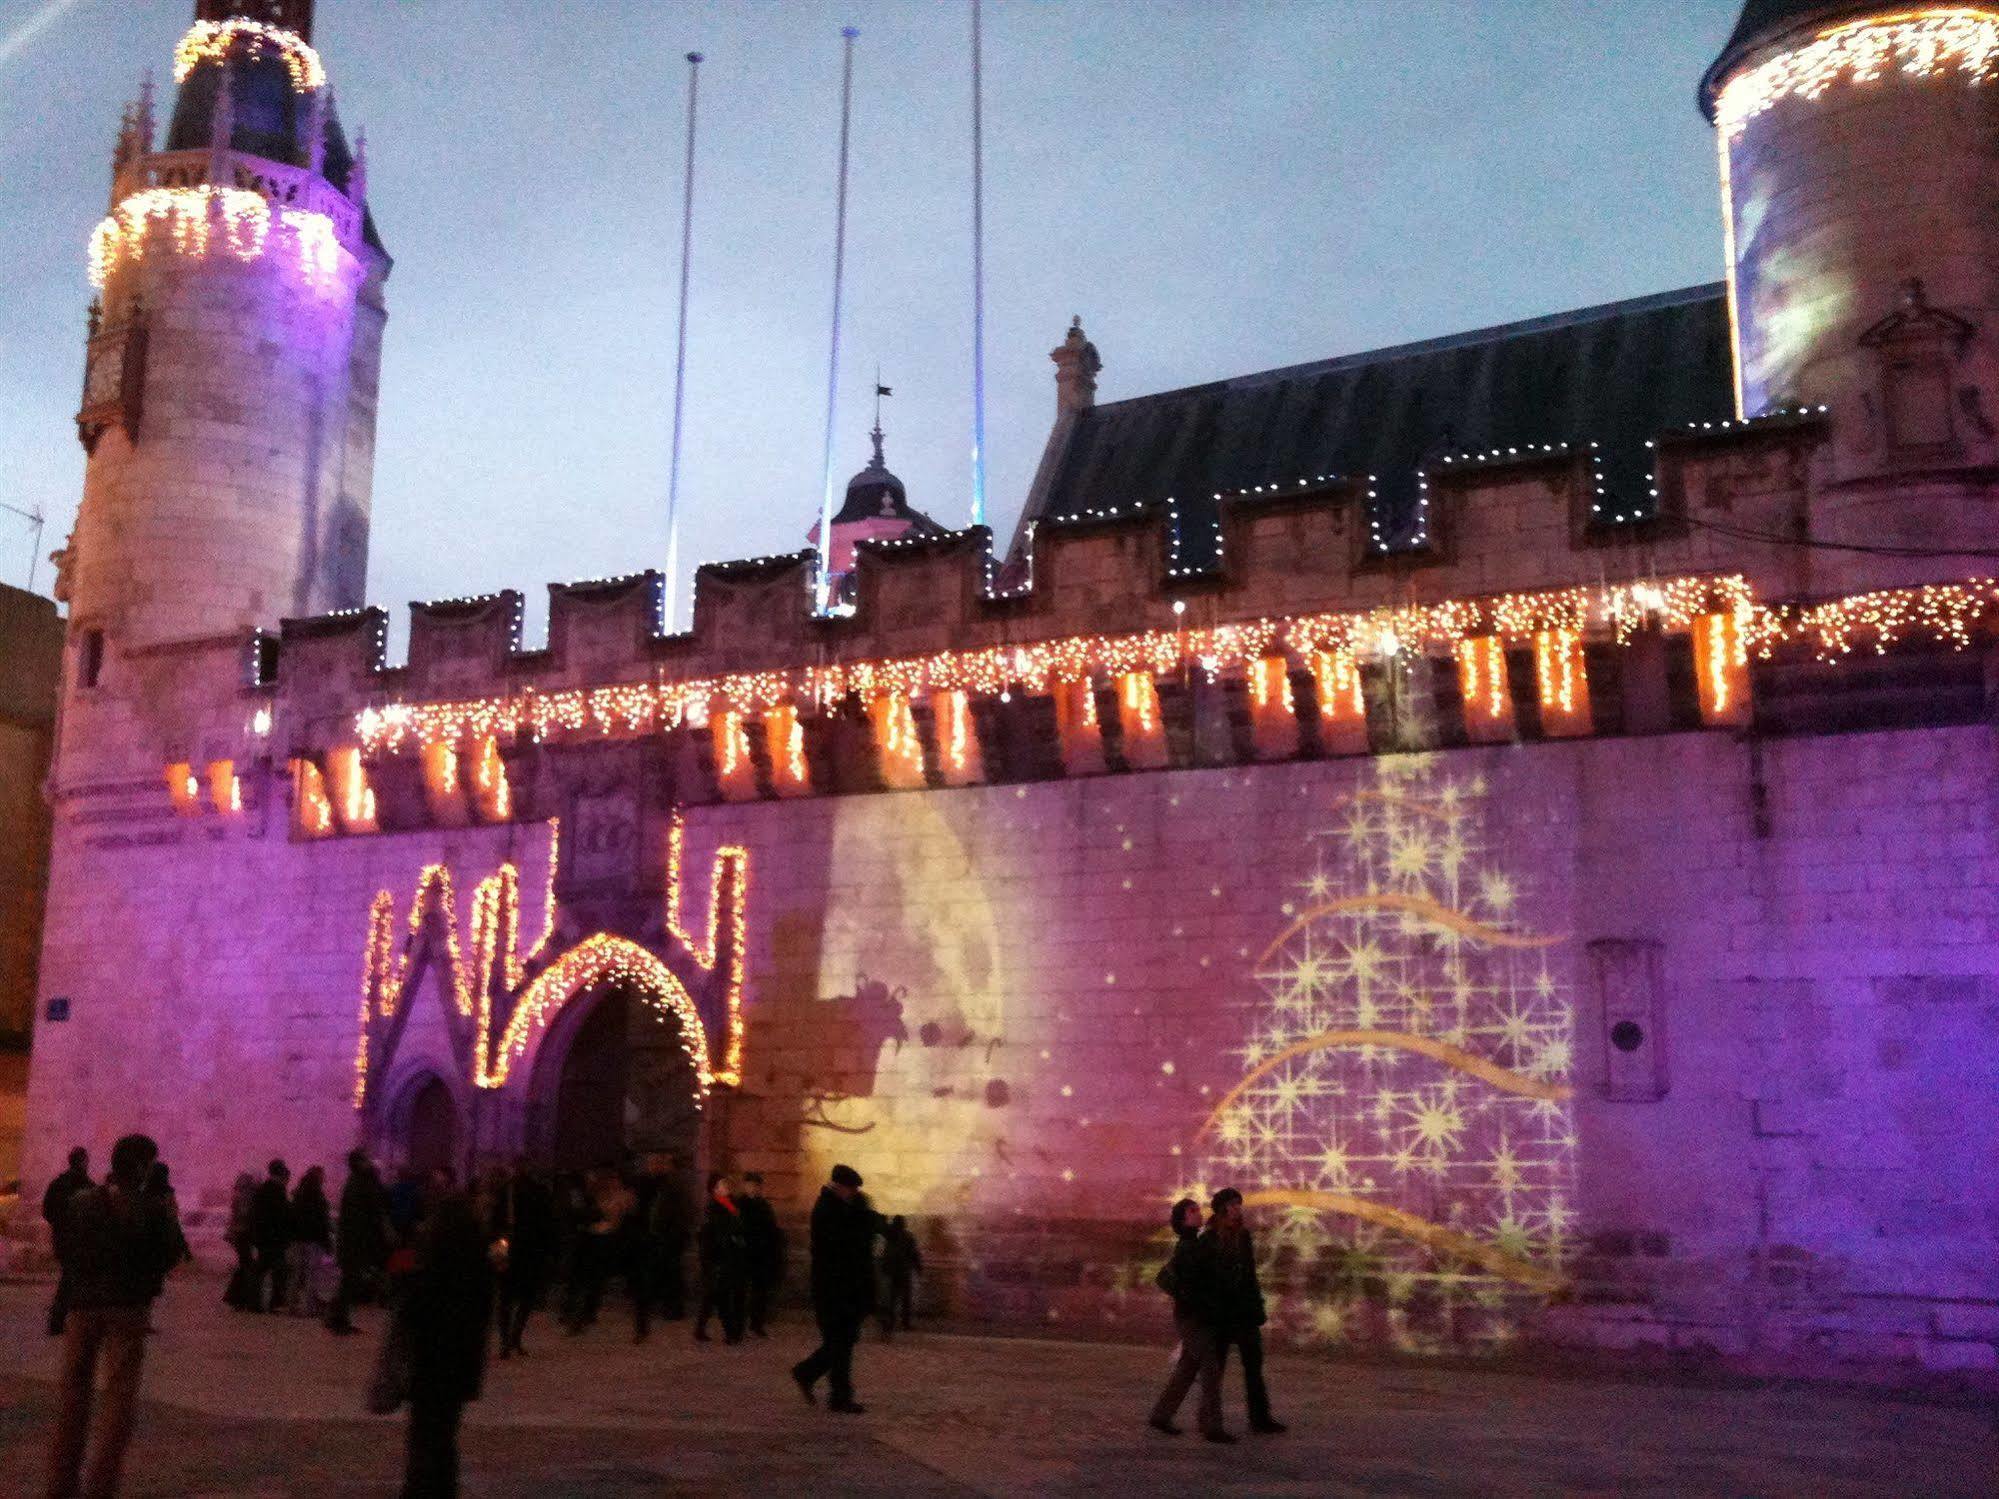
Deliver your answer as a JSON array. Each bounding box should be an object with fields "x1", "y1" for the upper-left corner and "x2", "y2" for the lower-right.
[
  {"x1": 489, "y1": 1160, "x2": 556, "y2": 1358},
  {"x1": 327, "y1": 1150, "x2": 390, "y2": 1335},
  {"x1": 46, "y1": 1133, "x2": 179, "y2": 1499},
  {"x1": 737, "y1": 1172, "x2": 784, "y2": 1338},
  {"x1": 1146, "y1": 1196, "x2": 1215, "y2": 1436},
  {"x1": 41, "y1": 1146, "x2": 91, "y2": 1338},
  {"x1": 399, "y1": 1187, "x2": 492, "y2": 1499},
  {"x1": 789, "y1": 1163, "x2": 877, "y2": 1414},
  {"x1": 248, "y1": 1159, "x2": 293, "y2": 1312},
  {"x1": 1190, "y1": 1187, "x2": 1286, "y2": 1441}
]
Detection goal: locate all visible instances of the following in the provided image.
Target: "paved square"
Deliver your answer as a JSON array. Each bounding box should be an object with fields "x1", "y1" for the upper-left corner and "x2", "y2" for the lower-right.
[{"x1": 0, "y1": 1281, "x2": 1991, "y2": 1496}]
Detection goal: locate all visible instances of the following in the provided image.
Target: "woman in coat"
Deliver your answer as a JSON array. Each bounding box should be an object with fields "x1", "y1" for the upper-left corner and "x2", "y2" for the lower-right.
[{"x1": 693, "y1": 1173, "x2": 750, "y2": 1345}]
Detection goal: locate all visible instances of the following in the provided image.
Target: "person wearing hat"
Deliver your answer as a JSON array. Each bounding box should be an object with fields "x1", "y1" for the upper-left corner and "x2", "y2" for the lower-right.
[{"x1": 789, "y1": 1164, "x2": 878, "y2": 1413}]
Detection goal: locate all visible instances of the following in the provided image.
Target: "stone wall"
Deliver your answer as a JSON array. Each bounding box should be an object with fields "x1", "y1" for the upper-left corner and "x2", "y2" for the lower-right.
[
  {"x1": 0, "y1": 584, "x2": 61, "y2": 1056},
  {"x1": 30, "y1": 703, "x2": 1995, "y2": 1377}
]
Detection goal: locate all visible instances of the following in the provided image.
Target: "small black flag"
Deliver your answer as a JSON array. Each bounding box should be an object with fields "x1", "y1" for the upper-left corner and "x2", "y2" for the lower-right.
[{"x1": 876, "y1": 384, "x2": 893, "y2": 397}]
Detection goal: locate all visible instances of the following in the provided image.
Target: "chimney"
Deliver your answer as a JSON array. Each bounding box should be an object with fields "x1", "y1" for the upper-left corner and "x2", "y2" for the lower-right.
[{"x1": 1052, "y1": 316, "x2": 1102, "y2": 417}]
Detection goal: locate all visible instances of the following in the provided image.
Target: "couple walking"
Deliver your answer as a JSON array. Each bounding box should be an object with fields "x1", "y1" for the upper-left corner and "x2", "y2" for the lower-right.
[{"x1": 1148, "y1": 1187, "x2": 1287, "y2": 1443}]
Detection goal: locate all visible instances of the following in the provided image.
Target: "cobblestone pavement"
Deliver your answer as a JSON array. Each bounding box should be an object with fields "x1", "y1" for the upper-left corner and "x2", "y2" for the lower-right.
[{"x1": 0, "y1": 1282, "x2": 1992, "y2": 1497}]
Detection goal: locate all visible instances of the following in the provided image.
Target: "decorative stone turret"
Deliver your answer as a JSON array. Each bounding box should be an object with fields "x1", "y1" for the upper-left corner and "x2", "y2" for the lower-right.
[
  {"x1": 1052, "y1": 316, "x2": 1101, "y2": 416},
  {"x1": 64, "y1": 0, "x2": 389, "y2": 656},
  {"x1": 1704, "y1": 1, "x2": 1999, "y2": 537}
]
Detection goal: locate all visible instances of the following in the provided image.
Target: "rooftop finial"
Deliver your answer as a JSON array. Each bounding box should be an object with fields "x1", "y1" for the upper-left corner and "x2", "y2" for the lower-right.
[{"x1": 1052, "y1": 316, "x2": 1101, "y2": 416}]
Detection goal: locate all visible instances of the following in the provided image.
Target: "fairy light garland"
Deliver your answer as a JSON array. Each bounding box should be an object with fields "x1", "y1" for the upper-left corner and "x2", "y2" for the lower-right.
[
  {"x1": 355, "y1": 575, "x2": 1770, "y2": 757},
  {"x1": 661, "y1": 814, "x2": 749, "y2": 1087},
  {"x1": 488, "y1": 935, "x2": 714, "y2": 1095},
  {"x1": 1716, "y1": 7, "x2": 1999, "y2": 139},
  {"x1": 174, "y1": 17, "x2": 326, "y2": 91},
  {"x1": 89, "y1": 187, "x2": 343, "y2": 294}
]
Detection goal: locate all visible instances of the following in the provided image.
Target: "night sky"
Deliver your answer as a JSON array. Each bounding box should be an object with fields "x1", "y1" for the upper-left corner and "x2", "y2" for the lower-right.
[{"x1": 0, "y1": 0, "x2": 1743, "y2": 644}]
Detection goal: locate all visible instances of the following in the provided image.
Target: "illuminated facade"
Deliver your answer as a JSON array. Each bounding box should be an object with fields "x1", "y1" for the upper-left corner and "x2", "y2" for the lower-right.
[{"x1": 19, "y1": 0, "x2": 1999, "y2": 1379}]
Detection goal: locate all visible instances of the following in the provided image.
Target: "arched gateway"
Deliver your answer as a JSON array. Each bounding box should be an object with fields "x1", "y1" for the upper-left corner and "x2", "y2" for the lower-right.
[{"x1": 351, "y1": 825, "x2": 749, "y2": 1177}]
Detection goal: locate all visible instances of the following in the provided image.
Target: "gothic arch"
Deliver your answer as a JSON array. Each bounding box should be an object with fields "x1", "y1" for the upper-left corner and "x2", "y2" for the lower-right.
[{"x1": 486, "y1": 933, "x2": 715, "y2": 1096}]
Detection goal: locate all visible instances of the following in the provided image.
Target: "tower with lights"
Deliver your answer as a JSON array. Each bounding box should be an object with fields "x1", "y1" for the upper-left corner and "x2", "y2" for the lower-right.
[
  {"x1": 61, "y1": 0, "x2": 388, "y2": 659},
  {"x1": 1705, "y1": 2, "x2": 1999, "y2": 516}
]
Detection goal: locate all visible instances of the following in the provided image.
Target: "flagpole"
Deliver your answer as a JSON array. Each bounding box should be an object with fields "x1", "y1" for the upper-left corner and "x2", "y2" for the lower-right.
[
  {"x1": 663, "y1": 50, "x2": 703, "y2": 634},
  {"x1": 970, "y1": 0, "x2": 988, "y2": 531},
  {"x1": 816, "y1": 26, "x2": 860, "y2": 613}
]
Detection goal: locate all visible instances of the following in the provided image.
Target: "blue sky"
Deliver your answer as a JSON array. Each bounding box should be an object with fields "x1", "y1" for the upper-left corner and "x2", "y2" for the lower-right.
[{"x1": 0, "y1": 0, "x2": 1742, "y2": 641}]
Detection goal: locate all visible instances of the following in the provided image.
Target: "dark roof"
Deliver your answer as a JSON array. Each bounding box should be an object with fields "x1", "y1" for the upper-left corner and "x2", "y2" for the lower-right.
[
  {"x1": 833, "y1": 429, "x2": 942, "y2": 532},
  {"x1": 165, "y1": 38, "x2": 384, "y2": 254},
  {"x1": 1700, "y1": 2, "x2": 1878, "y2": 116},
  {"x1": 1024, "y1": 284, "x2": 1735, "y2": 567}
]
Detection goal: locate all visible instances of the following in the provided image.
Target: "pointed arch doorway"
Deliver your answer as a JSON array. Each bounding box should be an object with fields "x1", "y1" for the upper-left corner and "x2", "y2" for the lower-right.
[{"x1": 527, "y1": 975, "x2": 706, "y2": 1175}]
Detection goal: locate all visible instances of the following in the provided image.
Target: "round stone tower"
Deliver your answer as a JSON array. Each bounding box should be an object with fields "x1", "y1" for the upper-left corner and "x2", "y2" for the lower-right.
[
  {"x1": 1704, "y1": 2, "x2": 1999, "y2": 489},
  {"x1": 62, "y1": 0, "x2": 388, "y2": 655}
]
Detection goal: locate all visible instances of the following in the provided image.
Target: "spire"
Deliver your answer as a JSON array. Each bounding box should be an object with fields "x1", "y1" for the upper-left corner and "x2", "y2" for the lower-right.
[{"x1": 134, "y1": 71, "x2": 155, "y2": 155}]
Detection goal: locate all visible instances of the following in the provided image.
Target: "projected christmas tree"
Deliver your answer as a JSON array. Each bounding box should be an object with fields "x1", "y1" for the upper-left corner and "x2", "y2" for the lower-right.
[{"x1": 1186, "y1": 756, "x2": 1577, "y2": 1352}]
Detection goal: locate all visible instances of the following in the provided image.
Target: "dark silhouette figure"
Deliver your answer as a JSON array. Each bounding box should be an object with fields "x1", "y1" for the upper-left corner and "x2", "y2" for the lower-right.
[
  {"x1": 642, "y1": 1153, "x2": 692, "y2": 1321},
  {"x1": 289, "y1": 1166, "x2": 334, "y2": 1315},
  {"x1": 45, "y1": 1133, "x2": 179, "y2": 1499},
  {"x1": 489, "y1": 1161, "x2": 556, "y2": 1358},
  {"x1": 248, "y1": 1159, "x2": 293, "y2": 1312},
  {"x1": 790, "y1": 1164, "x2": 878, "y2": 1414},
  {"x1": 41, "y1": 1147, "x2": 91, "y2": 1339},
  {"x1": 222, "y1": 1173, "x2": 257, "y2": 1310},
  {"x1": 737, "y1": 1172, "x2": 785, "y2": 1337},
  {"x1": 1147, "y1": 1197, "x2": 1216, "y2": 1436},
  {"x1": 1189, "y1": 1188, "x2": 1286, "y2": 1442},
  {"x1": 878, "y1": 1215, "x2": 922, "y2": 1339},
  {"x1": 142, "y1": 1162, "x2": 192, "y2": 1279},
  {"x1": 398, "y1": 1189, "x2": 492, "y2": 1499},
  {"x1": 694, "y1": 1173, "x2": 749, "y2": 1344},
  {"x1": 327, "y1": 1150, "x2": 390, "y2": 1335}
]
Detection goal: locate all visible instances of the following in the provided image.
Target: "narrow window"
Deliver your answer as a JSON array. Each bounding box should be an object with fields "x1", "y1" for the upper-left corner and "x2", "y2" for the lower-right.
[{"x1": 77, "y1": 629, "x2": 104, "y2": 690}]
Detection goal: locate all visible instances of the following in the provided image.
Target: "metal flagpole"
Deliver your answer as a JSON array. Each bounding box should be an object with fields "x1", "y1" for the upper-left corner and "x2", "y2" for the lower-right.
[
  {"x1": 662, "y1": 50, "x2": 704, "y2": 635},
  {"x1": 816, "y1": 26, "x2": 860, "y2": 613},
  {"x1": 970, "y1": 0, "x2": 988, "y2": 531}
]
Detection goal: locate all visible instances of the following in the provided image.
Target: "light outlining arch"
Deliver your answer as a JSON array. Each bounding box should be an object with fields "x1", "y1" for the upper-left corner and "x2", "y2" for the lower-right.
[{"x1": 486, "y1": 933, "x2": 713, "y2": 1095}]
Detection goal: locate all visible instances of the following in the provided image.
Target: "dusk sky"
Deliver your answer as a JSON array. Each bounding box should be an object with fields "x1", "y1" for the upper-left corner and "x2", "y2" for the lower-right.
[{"x1": 0, "y1": 0, "x2": 1742, "y2": 645}]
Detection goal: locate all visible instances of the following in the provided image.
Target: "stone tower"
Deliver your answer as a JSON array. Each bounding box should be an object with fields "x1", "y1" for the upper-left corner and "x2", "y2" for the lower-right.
[
  {"x1": 1704, "y1": 2, "x2": 1999, "y2": 512},
  {"x1": 63, "y1": 0, "x2": 388, "y2": 655}
]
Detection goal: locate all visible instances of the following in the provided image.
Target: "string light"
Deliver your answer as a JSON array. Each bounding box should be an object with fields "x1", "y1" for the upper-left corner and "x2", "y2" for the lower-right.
[
  {"x1": 1715, "y1": 7, "x2": 1999, "y2": 139},
  {"x1": 1454, "y1": 637, "x2": 1513, "y2": 733},
  {"x1": 488, "y1": 935, "x2": 714, "y2": 1095},
  {"x1": 870, "y1": 693, "x2": 929, "y2": 790},
  {"x1": 350, "y1": 574, "x2": 1999, "y2": 765},
  {"x1": 173, "y1": 17, "x2": 326, "y2": 91},
  {"x1": 468, "y1": 737, "x2": 509, "y2": 822},
  {"x1": 207, "y1": 760, "x2": 243, "y2": 816},
  {"x1": 89, "y1": 187, "x2": 343, "y2": 294},
  {"x1": 1248, "y1": 657, "x2": 1300, "y2": 760},
  {"x1": 661, "y1": 814, "x2": 749, "y2": 1087},
  {"x1": 933, "y1": 689, "x2": 983, "y2": 786},
  {"x1": 1533, "y1": 628, "x2": 1591, "y2": 736},
  {"x1": 164, "y1": 762, "x2": 201, "y2": 817},
  {"x1": 712, "y1": 709, "x2": 757, "y2": 800},
  {"x1": 764, "y1": 704, "x2": 812, "y2": 797},
  {"x1": 1117, "y1": 673, "x2": 1169, "y2": 771},
  {"x1": 294, "y1": 758, "x2": 333, "y2": 838}
]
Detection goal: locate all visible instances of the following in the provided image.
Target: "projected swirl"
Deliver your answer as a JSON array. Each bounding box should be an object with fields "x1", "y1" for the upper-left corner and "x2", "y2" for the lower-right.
[{"x1": 1178, "y1": 760, "x2": 1578, "y2": 1353}]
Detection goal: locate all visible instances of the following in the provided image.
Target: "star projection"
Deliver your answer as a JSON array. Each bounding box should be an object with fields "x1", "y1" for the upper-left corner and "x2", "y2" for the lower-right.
[{"x1": 1175, "y1": 757, "x2": 1576, "y2": 1353}]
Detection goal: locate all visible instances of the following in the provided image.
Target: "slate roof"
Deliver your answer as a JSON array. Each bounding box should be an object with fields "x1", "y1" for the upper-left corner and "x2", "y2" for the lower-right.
[
  {"x1": 1700, "y1": 1, "x2": 1878, "y2": 115},
  {"x1": 1023, "y1": 284, "x2": 1736, "y2": 568}
]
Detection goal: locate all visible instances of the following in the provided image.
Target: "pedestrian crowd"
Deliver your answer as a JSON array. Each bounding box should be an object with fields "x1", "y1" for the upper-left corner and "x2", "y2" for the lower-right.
[{"x1": 41, "y1": 1140, "x2": 1285, "y2": 1497}]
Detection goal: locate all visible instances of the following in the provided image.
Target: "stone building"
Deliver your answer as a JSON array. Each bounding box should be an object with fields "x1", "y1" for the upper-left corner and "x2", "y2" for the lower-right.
[
  {"x1": 0, "y1": 583, "x2": 62, "y2": 1181},
  {"x1": 20, "y1": 1, "x2": 1999, "y2": 1379}
]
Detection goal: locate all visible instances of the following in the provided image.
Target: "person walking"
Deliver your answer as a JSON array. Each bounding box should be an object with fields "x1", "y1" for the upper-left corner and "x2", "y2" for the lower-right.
[
  {"x1": 248, "y1": 1159, "x2": 293, "y2": 1312},
  {"x1": 45, "y1": 1133, "x2": 179, "y2": 1499},
  {"x1": 737, "y1": 1172, "x2": 784, "y2": 1338},
  {"x1": 693, "y1": 1173, "x2": 749, "y2": 1345},
  {"x1": 327, "y1": 1150, "x2": 390, "y2": 1336},
  {"x1": 490, "y1": 1160, "x2": 555, "y2": 1358},
  {"x1": 222, "y1": 1173, "x2": 257, "y2": 1311},
  {"x1": 41, "y1": 1147, "x2": 92, "y2": 1339},
  {"x1": 789, "y1": 1164, "x2": 877, "y2": 1414},
  {"x1": 647, "y1": 1154, "x2": 692, "y2": 1322},
  {"x1": 1146, "y1": 1197, "x2": 1215, "y2": 1436},
  {"x1": 287, "y1": 1167, "x2": 334, "y2": 1316},
  {"x1": 877, "y1": 1215, "x2": 922, "y2": 1339},
  {"x1": 1191, "y1": 1188, "x2": 1286, "y2": 1442},
  {"x1": 397, "y1": 1186, "x2": 492, "y2": 1499}
]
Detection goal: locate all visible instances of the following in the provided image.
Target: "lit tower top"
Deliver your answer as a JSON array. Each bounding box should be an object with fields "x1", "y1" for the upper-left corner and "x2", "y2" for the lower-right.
[
  {"x1": 1701, "y1": 2, "x2": 1999, "y2": 429},
  {"x1": 65, "y1": 0, "x2": 391, "y2": 651}
]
